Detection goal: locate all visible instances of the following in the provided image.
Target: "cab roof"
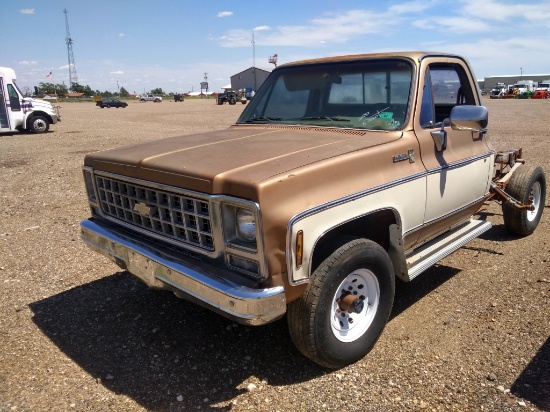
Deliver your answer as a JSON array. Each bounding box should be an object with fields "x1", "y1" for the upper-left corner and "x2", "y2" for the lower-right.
[{"x1": 278, "y1": 52, "x2": 462, "y2": 68}]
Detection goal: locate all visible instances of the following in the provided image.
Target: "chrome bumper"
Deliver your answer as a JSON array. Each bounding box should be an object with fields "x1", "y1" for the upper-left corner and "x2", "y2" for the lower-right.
[{"x1": 80, "y1": 219, "x2": 286, "y2": 325}]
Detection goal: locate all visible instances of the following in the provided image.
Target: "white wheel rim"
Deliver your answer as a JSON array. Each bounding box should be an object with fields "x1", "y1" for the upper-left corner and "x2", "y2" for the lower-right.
[
  {"x1": 527, "y1": 181, "x2": 542, "y2": 222},
  {"x1": 331, "y1": 269, "x2": 379, "y2": 343},
  {"x1": 34, "y1": 119, "x2": 47, "y2": 132}
]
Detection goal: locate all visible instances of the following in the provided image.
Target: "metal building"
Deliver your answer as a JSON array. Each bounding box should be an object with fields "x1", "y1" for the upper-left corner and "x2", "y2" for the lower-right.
[{"x1": 230, "y1": 67, "x2": 271, "y2": 94}]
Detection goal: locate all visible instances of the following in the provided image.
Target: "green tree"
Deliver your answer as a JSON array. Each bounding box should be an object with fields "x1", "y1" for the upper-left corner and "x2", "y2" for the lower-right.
[
  {"x1": 38, "y1": 82, "x2": 68, "y2": 96},
  {"x1": 83, "y1": 85, "x2": 94, "y2": 96},
  {"x1": 151, "y1": 87, "x2": 164, "y2": 95},
  {"x1": 119, "y1": 87, "x2": 129, "y2": 97},
  {"x1": 70, "y1": 82, "x2": 84, "y2": 93}
]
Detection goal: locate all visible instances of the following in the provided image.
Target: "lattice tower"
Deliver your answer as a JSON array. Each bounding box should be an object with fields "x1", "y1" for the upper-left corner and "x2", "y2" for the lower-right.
[{"x1": 64, "y1": 8, "x2": 78, "y2": 87}]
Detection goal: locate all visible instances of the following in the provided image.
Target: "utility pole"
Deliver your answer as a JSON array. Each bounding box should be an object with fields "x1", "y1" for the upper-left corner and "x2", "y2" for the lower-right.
[
  {"x1": 252, "y1": 30, "x2": 256, "y2": 92},
  {"x1": 64, "y1": 8, "x2": 78, "y2": 89}
]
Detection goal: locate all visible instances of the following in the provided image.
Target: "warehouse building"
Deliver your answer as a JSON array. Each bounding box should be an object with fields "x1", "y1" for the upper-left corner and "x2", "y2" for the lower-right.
[{"x1": 230, "y1": 67, "x2": 271, "y2": 95}]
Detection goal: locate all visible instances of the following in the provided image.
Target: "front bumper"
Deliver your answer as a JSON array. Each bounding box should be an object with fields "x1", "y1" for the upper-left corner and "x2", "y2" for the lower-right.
[{"x1": 80, "y1": 219, "x2": 286, "y2": 325}]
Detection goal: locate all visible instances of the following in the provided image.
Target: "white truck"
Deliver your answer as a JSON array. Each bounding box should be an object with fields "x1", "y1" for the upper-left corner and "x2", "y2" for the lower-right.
[
  {"x1": 512, "y1": 80, "x2": 535, "y2": 94},
  {"x1": 489, "y1": 82, "x2": 507, "y2": 99},
  {"x1": 139, "y1": 93, "x2": 162, "y2": 102},
  {"x1": 0, "y1": 67, "x2": 60, "y2": 134},
  {"x1": 536, "y1": 80, "x2": 550, "y2": 91}
]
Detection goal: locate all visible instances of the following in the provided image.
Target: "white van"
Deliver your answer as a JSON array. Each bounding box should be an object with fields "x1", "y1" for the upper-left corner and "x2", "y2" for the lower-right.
[{"x1": 0, "y1": 67, "x2": 60, "y2": 134}]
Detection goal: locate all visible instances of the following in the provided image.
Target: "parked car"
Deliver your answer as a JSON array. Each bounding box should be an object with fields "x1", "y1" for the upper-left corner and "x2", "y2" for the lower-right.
[
  {"x1": 139, "y1": 94, "x2": 162, "y2": 102},
  {"x1": 96, "y1": 98, "x2": 128, "y2": 108}
]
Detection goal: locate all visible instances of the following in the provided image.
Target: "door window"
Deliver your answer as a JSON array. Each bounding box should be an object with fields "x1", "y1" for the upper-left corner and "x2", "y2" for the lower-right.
[
  {"x1": 7, "y1": 84, "x2": 21, "y2": 111},
  {"x1": 419, "y1": 64, "x2": 474, "y2": 127}
]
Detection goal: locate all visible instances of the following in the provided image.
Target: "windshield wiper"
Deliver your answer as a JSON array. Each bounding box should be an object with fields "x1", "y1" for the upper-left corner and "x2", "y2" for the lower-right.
[
  {"x1": 300, "y1": 116, "x2": 350, "y2": 122},
  {"x1": 245, "y1": 116, "x2": 282, "y2": 123}
]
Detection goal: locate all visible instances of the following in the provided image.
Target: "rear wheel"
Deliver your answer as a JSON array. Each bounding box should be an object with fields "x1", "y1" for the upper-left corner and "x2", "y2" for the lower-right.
[
  {"x1": 503, "y1": 165, "x2": 546, "y2": 236},
  {"x1": 28, "y1": 116, "x2": 49, "y2": 133},
  {"x1": 287, "y1": 238, "x2": 395, "y2": 368}
]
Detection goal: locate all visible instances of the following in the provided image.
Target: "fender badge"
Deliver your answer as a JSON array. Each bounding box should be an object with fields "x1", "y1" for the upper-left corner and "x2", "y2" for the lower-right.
[
  {"x1": 133, "y1": 202, "x2": 152, "y2": 216},
  {"x1": 393, "y1": 149, "x2": 416, "y2": 164}
]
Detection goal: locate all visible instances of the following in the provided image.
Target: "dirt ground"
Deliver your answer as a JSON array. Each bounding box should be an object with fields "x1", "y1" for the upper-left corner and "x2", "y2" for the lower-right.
[{"x1": 0, "y1": 97, "x2": 549, "y2": 411}]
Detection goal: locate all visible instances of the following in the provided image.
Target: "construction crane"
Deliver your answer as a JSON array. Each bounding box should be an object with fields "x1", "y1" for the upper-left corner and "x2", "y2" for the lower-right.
[
  {"x1": 64, "y1": 8, "x2": 78, "y2": 88},
  {"x1": 269, "y1": 54, "x2": 278, "y2": 68}
]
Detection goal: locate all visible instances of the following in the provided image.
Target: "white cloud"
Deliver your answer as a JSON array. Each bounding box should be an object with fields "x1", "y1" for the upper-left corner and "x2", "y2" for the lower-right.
[
  {"x1": 418, "y1": 35, "x2": 550, "y2": 77},
  {"x1": 119, "y1": 33, "x2": 125, "y2": 37},
  {"x1": 20, "y1": 9, "x2": 35, "y2": 14},
  {"x1": 217, "y1": 11, "x2": 233, "y2": 18},
  {"x1": 110, "y1": 71, "x2": 124, "y2": 75},
  {"x1": 221, "y1": 10, "x2": 398, "y2": 47},
  {"x1": 388, "y1": 0, "x2": 439, "y2": 14},
  {"x1": 19, "y1": 61, "x2": 38, "y2": 66},
  {"x1": 413, "y1": 16, "x2": 491, "y2": 33}
]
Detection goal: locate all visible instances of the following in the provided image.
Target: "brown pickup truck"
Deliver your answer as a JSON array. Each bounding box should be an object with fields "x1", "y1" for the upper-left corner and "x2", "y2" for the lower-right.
[{"x1": 80, "y1": 52, "x2": 546, "y2": 368}]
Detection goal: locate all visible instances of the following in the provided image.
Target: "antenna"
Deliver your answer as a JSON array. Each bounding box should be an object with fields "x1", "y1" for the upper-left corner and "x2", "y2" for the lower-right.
[
  {"x1": 268, "y1": 54, "x2": 278, "y2": 68},
  {"x1": 64, "y1": 8, "x2": 78, "y2": 88}
]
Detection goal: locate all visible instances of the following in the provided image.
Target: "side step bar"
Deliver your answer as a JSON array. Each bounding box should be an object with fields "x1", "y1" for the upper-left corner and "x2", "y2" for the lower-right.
[{"x1": 405, "y1": 219, "x2": 492, "y2": 281}]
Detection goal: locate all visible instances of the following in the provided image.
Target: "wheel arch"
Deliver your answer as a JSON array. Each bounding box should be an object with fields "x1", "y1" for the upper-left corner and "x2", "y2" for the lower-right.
[
  {"x1": 24, "y1": 111, "x2": 53, "y2": 128},
  {"x1": 287, "y1": 207, "x2": 407, "y2": 285}
]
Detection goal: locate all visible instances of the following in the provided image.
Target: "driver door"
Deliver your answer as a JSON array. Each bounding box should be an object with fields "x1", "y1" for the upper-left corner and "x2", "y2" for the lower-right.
[{"x1": 414, "y1": 57, "x2": 493, "y2": 241}]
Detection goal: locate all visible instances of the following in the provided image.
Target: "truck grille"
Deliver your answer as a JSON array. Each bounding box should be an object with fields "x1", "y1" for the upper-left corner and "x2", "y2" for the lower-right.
[{"x1": 95, "y1": 175, "x2": 214, "y2": 251}]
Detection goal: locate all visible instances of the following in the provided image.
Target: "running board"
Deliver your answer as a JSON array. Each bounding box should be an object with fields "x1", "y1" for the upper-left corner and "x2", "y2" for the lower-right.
[{"x1": 405, "y1": 219, "x2": 492, "y2": 281}]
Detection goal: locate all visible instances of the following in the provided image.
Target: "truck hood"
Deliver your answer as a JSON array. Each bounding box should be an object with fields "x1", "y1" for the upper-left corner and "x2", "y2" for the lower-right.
[
  {"x1": 84, "y1": 125, "x2": 402, "y2": 199},
  {"x1": 24, "y1": 98, "x2": 55, "y2": 112}
]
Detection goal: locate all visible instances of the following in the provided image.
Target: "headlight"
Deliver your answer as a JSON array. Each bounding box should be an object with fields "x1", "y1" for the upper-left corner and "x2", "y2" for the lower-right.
[
  {"x1": 236, "y1": 208, "x2": 256, "y2": 242},
  {"x1": 83, "y1": 169, "x2": 97, "y2": 202}
]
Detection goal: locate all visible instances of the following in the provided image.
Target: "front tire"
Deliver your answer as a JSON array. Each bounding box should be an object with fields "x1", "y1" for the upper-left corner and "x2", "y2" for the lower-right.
[
  {"x1": 28, "y1": 116, "x2": 49, "y2": 133},
  {"x1": 503, "y1": 165, "x2": 546, "y2": 236},
  {"x1": 287, "y1": 238, "x2": 395, "y2": 368}
]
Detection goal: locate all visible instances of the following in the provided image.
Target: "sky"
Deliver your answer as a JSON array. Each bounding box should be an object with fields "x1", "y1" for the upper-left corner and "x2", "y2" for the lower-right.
[{"x1": 3, "y1": 0, "x2": 550, "y2": 95}]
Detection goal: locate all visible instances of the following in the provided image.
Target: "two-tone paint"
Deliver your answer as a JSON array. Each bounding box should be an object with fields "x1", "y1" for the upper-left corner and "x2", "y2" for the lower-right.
[{"x1": 81, "y1": 52, "x2": 495, "y2": 322}]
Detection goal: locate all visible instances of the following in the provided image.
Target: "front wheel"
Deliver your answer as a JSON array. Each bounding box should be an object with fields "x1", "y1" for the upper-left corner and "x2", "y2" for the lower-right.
[
  {"x1": 28, "y1": 116, "x2": 49, "y2": 133},
  {"x1": 503, "y1": 165, "x2": 546, "y2": 236},
  {"x1": 287, "y1": 238, "x2": 395, "y2": 368}
]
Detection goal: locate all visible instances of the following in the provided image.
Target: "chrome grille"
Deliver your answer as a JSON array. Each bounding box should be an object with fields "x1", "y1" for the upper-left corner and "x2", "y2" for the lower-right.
[{"x1": 95, "y1": 175, "x2": 214, "y2": 251}]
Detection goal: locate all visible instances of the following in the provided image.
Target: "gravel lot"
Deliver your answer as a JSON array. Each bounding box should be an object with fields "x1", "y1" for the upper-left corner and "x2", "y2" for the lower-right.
[{"x1": 1, "y1": 97, "x2": 549, "y2": 411}]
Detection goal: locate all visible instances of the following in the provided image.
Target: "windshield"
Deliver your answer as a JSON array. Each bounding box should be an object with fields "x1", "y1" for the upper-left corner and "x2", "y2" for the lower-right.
[
  {"x1": 12, "y1": 80, "x2": 25, "y2": 98},
  {"x1": 237, "y1": 59, "x2": 413, "y2": 131}
]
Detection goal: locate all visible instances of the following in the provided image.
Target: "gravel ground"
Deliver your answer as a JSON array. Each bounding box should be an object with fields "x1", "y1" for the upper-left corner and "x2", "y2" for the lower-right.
[{"x1": 0, "y1": 97, "x2": 549, "y2": 412}]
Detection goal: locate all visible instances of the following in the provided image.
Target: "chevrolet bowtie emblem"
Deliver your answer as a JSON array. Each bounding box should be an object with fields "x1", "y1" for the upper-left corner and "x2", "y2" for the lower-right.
[{"x1": 133, "y1": 202, "x2": 152, "y2": 216}]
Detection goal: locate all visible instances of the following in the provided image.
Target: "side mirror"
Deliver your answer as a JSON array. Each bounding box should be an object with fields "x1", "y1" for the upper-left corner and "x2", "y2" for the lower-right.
[
  {"x1": 431, "y1": 105, "x2": 488, "y2": 152},
  {"x1": 449, "y1": 105, "x2": 488, "y2": 132}
]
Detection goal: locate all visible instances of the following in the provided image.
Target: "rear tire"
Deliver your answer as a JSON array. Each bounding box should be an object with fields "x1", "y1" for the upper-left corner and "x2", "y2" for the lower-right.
[
  {"x1": 503, "y1": 165, "x2": 546, "y2": 236},
  {"x1": 287, "y1": 238, "x2": 395, "y2": 368}
]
